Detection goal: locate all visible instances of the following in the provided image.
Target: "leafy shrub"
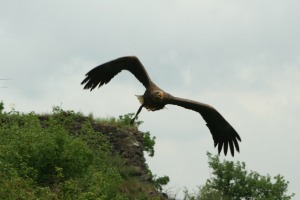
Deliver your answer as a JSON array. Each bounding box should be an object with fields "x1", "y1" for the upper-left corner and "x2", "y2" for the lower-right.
[
  {"x1": 143, "y1": 131, "x2": 156, "y2": 157},
  {"x1": 0, "y1": 101, "x2": 4, "y2": 113},
  {"x1": 0, "y1": 107, "x2": 128, "y2": 199},
  {"x1": 184, "y1": 152, "x2": 295, "y2": 200},
  {"x1": 0, "y1": 105, "x2": 167, "y2": 199}
]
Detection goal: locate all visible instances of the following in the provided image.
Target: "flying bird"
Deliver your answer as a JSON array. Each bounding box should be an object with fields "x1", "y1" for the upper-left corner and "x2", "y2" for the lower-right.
[{"x1": 81, "y1": 56, "x2": 241, "y2": 156}]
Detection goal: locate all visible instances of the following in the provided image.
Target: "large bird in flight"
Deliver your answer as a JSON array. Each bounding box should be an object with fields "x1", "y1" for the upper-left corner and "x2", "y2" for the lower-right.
[{"x1": 82, "y1": 56, "x2": 241, "y2": 156}]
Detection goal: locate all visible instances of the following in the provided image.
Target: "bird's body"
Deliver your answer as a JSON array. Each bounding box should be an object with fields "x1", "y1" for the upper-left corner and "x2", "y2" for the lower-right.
[
  {"x1": 138, "y1": 83, "x2": 169, "y2": 111},
  {"x1": 82, "y1": 56, "x2": 241, "y2": 156}
]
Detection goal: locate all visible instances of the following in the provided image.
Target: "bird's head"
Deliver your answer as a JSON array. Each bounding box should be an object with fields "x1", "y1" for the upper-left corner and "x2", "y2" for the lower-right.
[{"x1": 153, "y1": 90, "x2": 164, "y2": 101}]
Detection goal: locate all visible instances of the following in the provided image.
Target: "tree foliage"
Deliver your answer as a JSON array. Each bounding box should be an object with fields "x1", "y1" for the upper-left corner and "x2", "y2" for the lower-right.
[
  {"x1": 143, "y1": 131, "x2": 156, "y2": 157},
  {"x1": 0, "y1": 104, "x2": 167, "y2": 199},
  {"x1": 0, "y1": 101, "x2": 4, "y2": 113},
  {"x1": 184, "y1": 152, "x2": 295, "y2": 200},
  {"x1": 0, "y1": 108, "x2": 126, "y2": 199}
]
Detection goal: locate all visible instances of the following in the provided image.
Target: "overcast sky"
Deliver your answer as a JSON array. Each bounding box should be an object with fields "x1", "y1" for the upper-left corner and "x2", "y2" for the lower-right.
[{"x1": 1, "y1": 0, "x2": 299, "y2": 198}]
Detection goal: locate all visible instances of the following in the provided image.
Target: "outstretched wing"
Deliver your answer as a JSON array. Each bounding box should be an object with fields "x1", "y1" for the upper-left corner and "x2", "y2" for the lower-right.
[
  {"x1": 81, "y1": 56, "x2": 152, "y2": 90},
  {"x1": 166, "y1": 96, "x2": 241, "y2": 156}
]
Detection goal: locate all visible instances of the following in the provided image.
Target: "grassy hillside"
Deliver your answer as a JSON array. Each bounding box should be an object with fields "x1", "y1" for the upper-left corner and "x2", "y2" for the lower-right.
[{"x1": 0, "y1": 103, "x2": 169, "y2": 200}]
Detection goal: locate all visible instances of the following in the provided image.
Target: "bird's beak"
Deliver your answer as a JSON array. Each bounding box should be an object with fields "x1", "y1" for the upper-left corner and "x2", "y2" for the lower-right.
[{"x1": 158, "y1": 91, "x2": 164, "y2": 99}]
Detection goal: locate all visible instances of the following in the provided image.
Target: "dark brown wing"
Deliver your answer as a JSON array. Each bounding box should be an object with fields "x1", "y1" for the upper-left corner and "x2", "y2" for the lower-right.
[
  {"x1": 81, "y1": 56, "x2": 152, "y2": 90},
  {"x1": 166, "y1": 96, "x2": 241, "y2": 156}
]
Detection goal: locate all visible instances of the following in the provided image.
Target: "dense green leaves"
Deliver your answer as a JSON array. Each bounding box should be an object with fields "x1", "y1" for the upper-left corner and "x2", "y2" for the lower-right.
[
  {"x1": 143, "y1": 131, "x2": 156, "y2": 157},
  {"x1": 0, "y1": 101, "x2": 4, "y2": 113},
  {"x1": 0, "y1": 108, "x2": 127, "y2": 199},
  {"x1": 0, "y1": 104, "x2": 167, "y2": 199},
  {"x1": 184, "y1": 152, "x2": 295, "y2": 200}
]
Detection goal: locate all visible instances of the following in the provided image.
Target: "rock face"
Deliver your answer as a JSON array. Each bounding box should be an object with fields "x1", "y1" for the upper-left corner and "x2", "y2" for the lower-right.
[
  {"x1": 91, "y1": 122, "x2": 169, "y2": 199},
  {"x1": 92, "y1": 123, "x2": 149, "y2": 178},
  {"x1": 39, "y1": 113, "x2": 169, "y2": 199}
]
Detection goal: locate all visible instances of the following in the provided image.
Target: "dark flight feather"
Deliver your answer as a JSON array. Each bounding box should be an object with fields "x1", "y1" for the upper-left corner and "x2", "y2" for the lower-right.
[
  {"x1": 166, "y1": 96, "x2": 241, "y2": 156},
  {"x1": 81, "y1": 56, "x2": 152, "y2": 90}
]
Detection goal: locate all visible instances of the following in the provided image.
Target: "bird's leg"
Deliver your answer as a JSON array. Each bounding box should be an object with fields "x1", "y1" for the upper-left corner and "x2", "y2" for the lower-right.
[{"x1": 130, "y1": 104, "x2": 144, "y2": 124}]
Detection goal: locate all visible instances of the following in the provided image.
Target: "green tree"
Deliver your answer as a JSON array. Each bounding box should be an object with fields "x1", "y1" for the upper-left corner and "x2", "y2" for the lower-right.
[
  {"x1": 0, "y1": 101, "x2": 4, "y2": 113},
  {"x1": 0, "y1": 108, "x2": 127, "y2": 199},
  {"x1": 184, "y1": 152, "x2": 295, "y2": 200},
  {"x1": 0, "y1": 107, "x2": 168, "y2": 199}
]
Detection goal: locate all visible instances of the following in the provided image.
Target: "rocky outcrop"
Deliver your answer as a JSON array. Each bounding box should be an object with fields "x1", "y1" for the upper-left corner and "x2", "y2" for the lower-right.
[
  {"x1": 93, "y1": 122, "x2": 172, "y2": 199},
  {"x1": 92, "y1": 123, "x2": 150, "y2": 179},
  {"x1": 39, "y1": 113, "x2": 169, "y2": 199}
]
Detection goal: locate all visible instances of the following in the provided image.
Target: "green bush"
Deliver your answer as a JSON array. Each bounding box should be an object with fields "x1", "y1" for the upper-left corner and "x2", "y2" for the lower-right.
[
  {"x1": 0, "y1": 105, "x2": 167, "y2": 199},
  {"x1": 184, "y1": 152, "x2": 295, "y2": 200},
  {"x1": 143, "y1": 131, "x2": 156, "y2": 157},
  {"x1": 0, "y1": 107, "x2": 128, "y2": 199},
  {"x1": 0, "y1": 101, "x2": 4, "y2": 113}
]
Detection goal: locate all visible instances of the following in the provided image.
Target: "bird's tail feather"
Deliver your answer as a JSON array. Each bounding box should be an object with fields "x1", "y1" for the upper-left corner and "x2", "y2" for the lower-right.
[{"x1": 135, "y1": 95, "x2": 144, "y2": 105}]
